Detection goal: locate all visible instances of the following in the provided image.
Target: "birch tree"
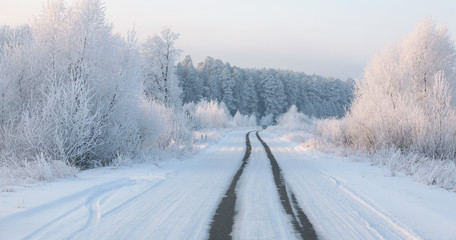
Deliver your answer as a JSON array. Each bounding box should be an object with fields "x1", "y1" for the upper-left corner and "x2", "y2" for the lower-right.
[{"x1": 142, "y1": 28, "x2": 182, "y2": 106}]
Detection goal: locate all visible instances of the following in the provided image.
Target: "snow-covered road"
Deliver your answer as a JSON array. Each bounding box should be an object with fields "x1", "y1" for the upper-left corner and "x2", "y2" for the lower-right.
[
  {"x1": 259, "y1": 131, "x2": 418, "y2": 239},
  {"x1": 233, "y1": 131, "x2": 298, "y2": 239},
  {"x1": 259, "y1": 131, "x2": 456, "y2": 240},
  {"x1": 1, "y1": 129, "x2": 456, "y2": 239},
  {"x1": 0, "y1": 130, "x2": 247, "y2": 240}
]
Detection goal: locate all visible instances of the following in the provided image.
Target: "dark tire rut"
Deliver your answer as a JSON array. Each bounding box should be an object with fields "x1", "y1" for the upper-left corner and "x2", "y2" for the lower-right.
[
  {"x1": 208, "y1": 130, "x2": 318, "y2": 240},
  {"x1": 208, "y1": 131, "x2": 254, "y2": 240},
  {"x1": 256, "y1": 131, "x2": 318, "y2": 240}
]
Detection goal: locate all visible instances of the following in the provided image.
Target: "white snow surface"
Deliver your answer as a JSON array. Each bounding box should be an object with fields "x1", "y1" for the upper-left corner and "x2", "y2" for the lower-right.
[{"x1": 1, "y1": 129, "x2": 456, "y2": 239}]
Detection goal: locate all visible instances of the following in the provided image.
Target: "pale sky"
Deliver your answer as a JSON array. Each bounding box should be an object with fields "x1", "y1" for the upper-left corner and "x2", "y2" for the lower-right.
[{"x1": 1, "y1": 0, "x2": 456, "y2": 79}]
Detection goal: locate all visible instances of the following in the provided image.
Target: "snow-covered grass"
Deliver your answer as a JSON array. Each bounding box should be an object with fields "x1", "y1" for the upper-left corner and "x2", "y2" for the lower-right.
[
  {"x1": 278, "y1": 118, "x2": 456, "y2": 191},
  {"x1": 193, "y1": 130, "x2": 224, "y2": 147},
  {"x1": 368, "y1": 148, "x2": 456, "y2": 190},
  {"x1": 0, "y1": 119, "x2": 235, "y2": 192},
  {"x1": 0, "y1": 154, "x2": 78, "y2": 189}
]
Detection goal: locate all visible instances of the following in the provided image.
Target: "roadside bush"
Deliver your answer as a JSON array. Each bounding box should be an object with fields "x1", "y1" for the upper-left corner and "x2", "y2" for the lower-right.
[
  {"x1": 315, "y1": 19, "x2": 456, "y2": 190},
  {"x1": 184, "y1": 100, "x2": 232, "y2": 129},
  {"x1": 184, "y1": 99, "x2": 257, "y2": 129},
  {"x1": 276, "y1": 105, "x2": 313, "y2": 131}
]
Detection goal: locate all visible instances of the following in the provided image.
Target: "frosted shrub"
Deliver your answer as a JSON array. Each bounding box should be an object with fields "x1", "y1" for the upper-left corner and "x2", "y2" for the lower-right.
[
  {"x1": 0, "y1": 78, "x2": 99, "y2": 167},
  {"x1": 271, "y1": 106, "x2": 315, "y2": 143},
  {"x1": 139, "y1": 100, "x2": 192, "y2": 153},
  {"x1": 368, "y1": 148, "x2": 456, "y2": 190},
  {"x1": 248, "y1": 115, "x2": 257, "y2": 127},
  {"x1": 183, "y1": 100, "x2": 232, "y2": 129},
  {"x1": 260, "y1": 114, "x2": 273, "y2": 126},
  {"x1": 47, "y1": 79, "x2": 101, "y2": 167},
  {"x1": 316, "y1": 118, "x2": 349, "y2": 146},
  {"x1": 183, "y1": 100, "x2": 257, "y2": 129},
  {"x1": 94, "y1": 100, "x2": 141, "y2": 163},
  {"x1": 233, "y1": 111, "x2": 257, "y2": 127},
  {"x1": 138, "y1": 100, "x2": 166, "y2": 151},
  {"x1": 0, "y1": 153, "x2": 78, "y2": 187},
  {"x1": 412, "y1": 72, "x2": 456, "y2": 158},
  {"x1": 412, "y1": 159, "x2": 456, "y2": 190},
  {"x1": 276, "y1": 105, "x2": 313, "y2": 131},
  {"x1": 162, "y1": 108, "x2": 193, "y2": 152}
]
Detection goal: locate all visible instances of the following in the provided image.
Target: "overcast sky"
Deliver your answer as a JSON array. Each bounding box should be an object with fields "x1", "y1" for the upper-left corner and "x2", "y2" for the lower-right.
[{"x1": 1, "y1": 0, "x2": 456, "y2": 79}]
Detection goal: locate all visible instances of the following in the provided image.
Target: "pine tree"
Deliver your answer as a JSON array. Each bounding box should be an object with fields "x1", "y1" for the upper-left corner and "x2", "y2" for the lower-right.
[
  {"x1": 177, "y1": 55, "x2": 203, "y2": 103},
  {"x1": 180, "y1": 56, "x2": 353, "y2": 119},
  {"x1": 221, "y1": 66, "x2": 236, "y2": 115},
  {"x1": 260, "y1": 71, "x2": 286, "y2": 120}
]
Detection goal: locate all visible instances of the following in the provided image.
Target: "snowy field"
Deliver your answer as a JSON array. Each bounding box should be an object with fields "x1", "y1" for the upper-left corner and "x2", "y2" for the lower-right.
[{"x1": 1, "y1": 129, "x2": 456, "y2": 239}]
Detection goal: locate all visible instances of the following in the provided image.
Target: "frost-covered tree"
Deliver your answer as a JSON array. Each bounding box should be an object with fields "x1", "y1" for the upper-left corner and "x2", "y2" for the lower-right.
[
  {"x1": 237, "y1": 74, "x2": 257, "y2": 115},
  {"x1": 176, "y1": 55, "x2": 203, "y2": 103},
  {"x1": 142, "y1": 28, "x2": 182, "y2": 106},
  {"x1": 345, "y1": 18, "x2": 456, "y2": 158},
  {"x1": 221, "y1": 66, "x2": 237, "y2": 114},
  {"x1": 196, "y1": 57, "x2": 224, "y2": 101},
  {"x1": 0, "y1": 26, "x2": 34, "y2": 121},
  {"x1": 259, "y1": 71, "x2": 286, "y2": 119},
  {"x1": 176, "y1": 56, "x2": 353, "y2": 119},
  {"x1": 59, "y1": 0, "x2": 139, "y2": 166},
  {"x1": 280, "y1": 71, "x2": 299, "y2": 106},
  {"x1": 0, "y1": 0, "x2": 199, "y2": 182},
  {"x1": 0, "y1": 0, "x2": 147, "y2": 168},
  {"x1": 400, "y1": 19, "x2": 456, "y2": 101}
]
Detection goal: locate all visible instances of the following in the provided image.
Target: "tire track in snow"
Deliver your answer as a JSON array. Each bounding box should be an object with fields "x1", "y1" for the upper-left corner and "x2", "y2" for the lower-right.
[
  {"x1": 261, "y1": 133, "x2": 420, "y2": 239},
  {"x1": 21, "y1": 178, "x2": 136, "y2": 239},
  {"x1": 256, "y1": 131, "x2": 318, "y2": 240},
  {"x1": 68, "y1": 130, "x2": 248, "y2": 240},
  {"x1": 208, "y1": 131, "x2": 254, "y2": 240}
]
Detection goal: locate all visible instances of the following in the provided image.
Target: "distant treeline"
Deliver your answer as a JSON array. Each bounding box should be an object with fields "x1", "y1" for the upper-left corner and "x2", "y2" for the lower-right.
[{"x1": 177, "y1": 56, "x2": 354, "y2": 119}]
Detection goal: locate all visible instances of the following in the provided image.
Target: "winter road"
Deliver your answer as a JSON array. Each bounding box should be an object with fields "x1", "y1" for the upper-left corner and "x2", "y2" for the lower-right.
[
  {"x1": 0, "y1": 129, "x2": 425, "y2": 239},
  {"x1": 209, "y1": 131, "x2": 317, "y2": 240},
  {"x1": 209, "y1": 131, "x2": 254, "y2": 239}
]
